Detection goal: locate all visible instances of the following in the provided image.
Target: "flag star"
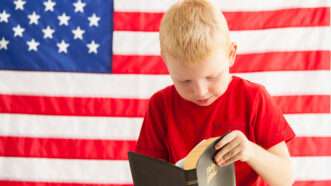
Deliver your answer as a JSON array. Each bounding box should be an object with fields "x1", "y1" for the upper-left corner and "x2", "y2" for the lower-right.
[
  {"x1": 13, "y1": 24, "x2": 25, "y2": 37},
  {"x1": 72, "y1": 26, "x2": 85, "y2": 40},
  {"x1": 57, "y1": 13, "x2": 70, "y2": 26},
  {"x1": 43, "y1": 0, "x2": 56, "y2": 12},
  {"x1": 14, "y1": 0, "x2": 26, "y2": 10},
  {"x1": 73, "y1": 0, "x2": 86, "y2": 13},
  {"x1": 42, "y1": 26, "x2": 55, "y2": 39},
  {"x1": 87, "y1": 40, "x2": 99, "y2": 54},
  {"x1": 0, "y1": 37, "x2": 9, "y2": 50},
  {"x1": 28, "y1": 11, "x2": 40, "y2": 25},
  {"x1": 0, "y1": 10, "x2": 10, "y2": 23},
  {"x1": 57, "y1": 40, "x2": 69, "y2": 53},
  {"x1": 27, "y1": 38, "x2": 40, "y2": 52},
  {"x1": 88, "y1": 13, "x2": 100, "y2": 27}
]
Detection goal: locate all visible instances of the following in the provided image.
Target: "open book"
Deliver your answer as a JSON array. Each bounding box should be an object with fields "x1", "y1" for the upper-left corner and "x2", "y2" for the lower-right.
[{"x1": 128, "y1": 136, "x2": 236, "y2": 186}]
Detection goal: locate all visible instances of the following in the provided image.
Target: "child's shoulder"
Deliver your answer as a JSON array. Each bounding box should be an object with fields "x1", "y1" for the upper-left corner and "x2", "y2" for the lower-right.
[
  {"x1": 232, "y1": 76, "x2": 268, "y2": 98},
  {"x1": 149, "y1": 85, "x2": 175, "y2": 104}
]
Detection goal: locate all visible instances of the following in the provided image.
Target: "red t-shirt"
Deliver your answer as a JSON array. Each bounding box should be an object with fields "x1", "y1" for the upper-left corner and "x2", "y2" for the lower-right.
[{"x1": 136, "y1": 76, "x2": 295, "y2": 186}]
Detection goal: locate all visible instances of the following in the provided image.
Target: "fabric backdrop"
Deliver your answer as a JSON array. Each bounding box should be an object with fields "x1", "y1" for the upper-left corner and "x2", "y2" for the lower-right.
[{"x1": 0, "y1": 0, "x2": 330, "y2": 185}]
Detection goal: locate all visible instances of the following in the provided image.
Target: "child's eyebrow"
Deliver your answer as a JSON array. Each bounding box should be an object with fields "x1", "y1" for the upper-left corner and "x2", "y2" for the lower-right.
[{"x1": 208, "y1": 70, "x2": 224, "y2": 77}]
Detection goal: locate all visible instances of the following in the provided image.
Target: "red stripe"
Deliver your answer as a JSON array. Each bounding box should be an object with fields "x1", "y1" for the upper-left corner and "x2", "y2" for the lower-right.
[
  {"x1": 114, "y1": 8, "x2": 330, "y2": 31},
  {"x1": 0, "y1": 181, "x2": 131, "y2": 186},
  {"x1": 0, "y1": 95, "x2": 148, "y2": 117},
  {"x1": 112, "y1": 51, "x2": 330, "y2": 74},
  {"x1": 0, "y1": 181, "x2": 331, "y2": 186},
  {"x1": 1, "y1": 136, "x2": 331, "y2": 160},
  {"x1": 272, "y1": 95, "x2": 330, "y2": 114},
  {"x1": 0, "y1": 136, "x2": 136, "y2": 160},
  {"x1": 260, "y1": 180, "x2": 331, "y2": 186},
  {"x1": 225, "y1": 8, "x2": 330, "y2": 31},
  {"x1": 288, "y1": 137, "x2": 331, "y2": 156},
  {"x1": 112, "y1": 55, "x2": 167, "y2": 74},
  {"x1": 294, "y1": 181, "x2": 331, "y2": 186},
  {"x1": 233, "y1": 51, "x2": 330, "y2": 73},
  {"x1": 0, "y1": 95, "x2": 329, "y2": 116}
]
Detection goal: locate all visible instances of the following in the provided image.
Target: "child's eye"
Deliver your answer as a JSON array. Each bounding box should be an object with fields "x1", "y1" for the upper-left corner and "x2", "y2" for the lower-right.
[
  {"x1": 181, "y1": 80, "x2": 191, "y2": 84},
  {"x1": 206, "y1": 76, "x2": 217, "y2": 80}
]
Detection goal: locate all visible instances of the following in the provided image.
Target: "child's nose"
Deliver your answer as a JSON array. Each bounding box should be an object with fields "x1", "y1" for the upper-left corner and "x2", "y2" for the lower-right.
[{"x1": 192, "y1": 81, "x2": 208, "y2": 98}]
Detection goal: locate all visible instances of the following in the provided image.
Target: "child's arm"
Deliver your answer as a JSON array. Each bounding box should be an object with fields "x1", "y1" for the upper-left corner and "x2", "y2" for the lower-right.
[{"x1": 214, "y1": 130, "x2": 295, "y2": 186}]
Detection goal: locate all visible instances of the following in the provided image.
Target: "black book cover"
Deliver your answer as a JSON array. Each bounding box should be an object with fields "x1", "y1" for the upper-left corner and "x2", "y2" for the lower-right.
[{"x1": 128, "y1": 137, "x2": 236, "y2": 186}]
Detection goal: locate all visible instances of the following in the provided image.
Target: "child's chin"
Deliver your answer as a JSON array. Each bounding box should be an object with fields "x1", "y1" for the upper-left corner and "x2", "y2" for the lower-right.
[{"x1": 193, "y1": 98, "x2": 215, "y2": 106}]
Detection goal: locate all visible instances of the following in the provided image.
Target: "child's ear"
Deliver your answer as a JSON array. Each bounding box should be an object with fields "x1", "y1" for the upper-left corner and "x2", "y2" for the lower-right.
[{"x1": 228, "y1": 42, "x2": 237, "y2": 67}]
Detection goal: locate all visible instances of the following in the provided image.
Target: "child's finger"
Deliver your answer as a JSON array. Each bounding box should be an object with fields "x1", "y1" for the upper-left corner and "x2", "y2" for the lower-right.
[
  {"x1": 214, "y1": 137, "x2": 240, "y2": 162},
  {"x1": 217, "y1": 149, "x2": 241, "y2": 167},
  {"x1": 215, "y1": 131, "x2": 238, "y2": 150},
  {"x1": 222, "y1": 143, "x2": 242, "y2": 162}
]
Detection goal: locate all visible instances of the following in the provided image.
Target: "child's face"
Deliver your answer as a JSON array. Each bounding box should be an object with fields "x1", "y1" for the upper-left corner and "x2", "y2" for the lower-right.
[{"x1": 165, "y1": 43, "x2": 236, "y2": 106}]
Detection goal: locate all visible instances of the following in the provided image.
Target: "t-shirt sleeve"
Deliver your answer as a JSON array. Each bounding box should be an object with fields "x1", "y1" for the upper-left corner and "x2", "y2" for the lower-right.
[
  {"x1": 135, "y1": 93, "x2": 169, "y2": 161},
  {"x1": 251, "y1": 86, "x2": 296, "y2": 150}
]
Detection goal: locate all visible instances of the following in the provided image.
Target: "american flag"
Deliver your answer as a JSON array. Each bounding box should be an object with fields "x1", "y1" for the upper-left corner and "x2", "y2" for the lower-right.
[{"x1": 0, "y1": 0, "x2": 330, "y2": 186}]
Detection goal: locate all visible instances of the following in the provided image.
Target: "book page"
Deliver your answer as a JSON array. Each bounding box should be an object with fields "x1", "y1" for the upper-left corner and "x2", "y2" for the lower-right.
[{"x1": 183, "y1": 137, "x2": 219, "y2": 170}]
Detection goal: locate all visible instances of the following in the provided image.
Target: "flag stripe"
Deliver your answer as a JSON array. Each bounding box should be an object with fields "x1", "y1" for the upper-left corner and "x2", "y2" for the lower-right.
[
  {"x1": 1, "y1": 136, "x2": 330, "y2": 160},
  {"x1": 1, "y1": 136, "x2": 331, "y2": 160},
  {"x1": 286, "y1": 114, "x2": 331, "y2": 137},
  {"x1": 289, "y1": 137, "x2": 331, "y2": 156},
  {"x1": 294, "y1": 181, "x2": 331, "y2": 186},
  {"x1": 0, "y1": 71, "x2": 171, "y2": 98},
  {"x1": 0, "y1": 181, "x2": 131, "y2": 186},
  {"x1": 0, "y1": 136, "x2": 135, "y2": 160},
  {"x1": 112, "y1": 51, "x2": 331, "y2": 74},
  {"x1": 0, "y1": 114, "x2": 142, "y2": 140},
  {"x1": 0, "y1": 114, "x2": 329, "y2": 140},
  {"x1": 293, "y1": 157, "x2": 331, "y2": 180},
  {"x1": 1, "y1": 71, "x2": 330, "y2": 97},
  {"x1": 113, "y1": 27, "x2": 331, "y2": 55},
  {"x1": 272, "y1": 95, "x2": 330, "y2": 114},
  {"x1": 114, "y1": 8, "x2": 330, "y2": 31},
  {"x1": 239, "y1": 71, "x2": 331, "y2": 96},
  {"x1": 0, "y1": 181, "x2": 330, "y2": 186},
  {"x1": 231, "y1": 51, "x2": 330, "y2": 72},
  {"x1": 114, "y1": 0, "x2": 331, "y2": 12},
  {"x1": 225, "y1": 8, "x2": 330, "y2": 30},
  {"x1": 0, "y1": 95, "x2": 329, "y2": 116},
  {"x1": 0, "y1": 95, "x2": 148, "y2": 117},
  {"x1": 0, "y1": 157, "x2": 329, "y2": 183},
  {"x1": 0, "y1": 157, "x2": 132, "y2": 184}
]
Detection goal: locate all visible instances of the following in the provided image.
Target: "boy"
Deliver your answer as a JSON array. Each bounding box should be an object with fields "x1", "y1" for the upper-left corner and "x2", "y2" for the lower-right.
[{"x1": 135, "y1": 0, "x2": 296, "y2": 185}]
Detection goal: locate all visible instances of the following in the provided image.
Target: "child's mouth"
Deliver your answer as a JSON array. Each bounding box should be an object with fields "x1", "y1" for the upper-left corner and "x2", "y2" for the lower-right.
[{"x1": 196, "y1": 97, "x2": 212, "y2": 105}]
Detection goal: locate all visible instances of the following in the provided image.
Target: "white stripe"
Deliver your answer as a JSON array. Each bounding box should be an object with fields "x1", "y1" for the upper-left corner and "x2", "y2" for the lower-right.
[
  {"x1": 0, "y1": 114, "x2": 329, "y2": 140},
  {"x1": 114, "y1": 0, "x2": 331, "y2": 12},
  {"x1": 235, "y1": 71, "x2": 331, "y2": 96},
  {"x1": 0, "y1": 70, "x2": 330, "y2": 97},
  {"x1": 0, "y1": 157, "x2": 131, "y2": 184},
  {"x1": 293, "y1": 157, "x2": 331, "y2": 180},
  {"x1": 0, "y1": 71, "x2": 170, "y2": 98},
  {"x1": 0, "y1": 114, "x2": 142, "y2": 140},
  {"x1": 0, "y1": 157, "x2": 330, "y2": 183},
  {"x1": 113, "y1": 27, "x2": 331, "y2": 55},
  {"x1": 285, "y1": 114, "x2": 331, "y2": 137}
]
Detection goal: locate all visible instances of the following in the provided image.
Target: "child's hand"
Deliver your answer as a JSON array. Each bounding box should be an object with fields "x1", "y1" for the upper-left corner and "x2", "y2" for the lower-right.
[{"x1": 214, "y1": 130, "x2": 254, "y2": 167}]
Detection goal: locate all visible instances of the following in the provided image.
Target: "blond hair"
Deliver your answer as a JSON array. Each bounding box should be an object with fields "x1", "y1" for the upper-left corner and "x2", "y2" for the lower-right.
[{"x1": 160, "y1": 0, "x2": 231, "y2": 64}]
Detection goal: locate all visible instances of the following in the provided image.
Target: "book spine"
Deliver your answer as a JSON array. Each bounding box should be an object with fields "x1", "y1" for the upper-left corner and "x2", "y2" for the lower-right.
[
  {"x1": 185, "y1": 179, "x2": 198, "y2": 186},
  {"x1": 185, "y1": 170, "x2": 198, "y2": 186}
]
